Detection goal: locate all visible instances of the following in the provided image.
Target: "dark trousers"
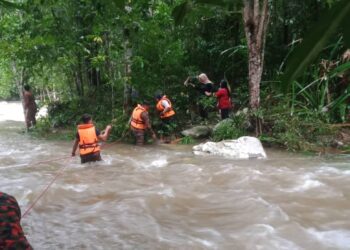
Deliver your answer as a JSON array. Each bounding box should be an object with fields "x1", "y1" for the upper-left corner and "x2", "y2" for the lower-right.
[
  {"x1": 161, "y1": 116, "x2": 175, "y2": 136},
  {"x1": 220, "y1": 108, "x2": 230, "y2": 120},
  {"x1": 160, "y1": 116, "x2": 175, "y2": 143},
  {"x1": 80, "y1": 152, "x2": 102, "y2": 164},
  {"x1": 131, "y1": 127, "x2": 145, "y2": 145},
  {"x1": 198, "y1": 104, "x2": 208, "y2": 119}
]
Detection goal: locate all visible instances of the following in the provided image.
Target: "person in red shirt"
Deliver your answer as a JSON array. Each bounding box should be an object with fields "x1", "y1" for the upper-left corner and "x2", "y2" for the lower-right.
[{"x1": 215, "y1": 80, "x2": 232, "y2": 120}]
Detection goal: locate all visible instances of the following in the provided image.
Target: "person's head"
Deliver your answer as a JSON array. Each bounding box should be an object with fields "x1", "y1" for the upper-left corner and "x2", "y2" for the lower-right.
[
  {"x1": 23, "y1": 85, "x2": 31, "y2": 91},
  {"x1": 198, "y1": 73, "x2": 210, "y2": 84},
  {"x1": 141, "y1": 100, "x2": 151, "y2": 111},
  {"x1": 220, "y1": 80, "x2": 228, "y2": 88},
  {"x1": 155, "y1": 94, "x2": 162, "y2": 101},
  {"x1": 81, "y1": 114, "x2": 92, "y2": 124}
]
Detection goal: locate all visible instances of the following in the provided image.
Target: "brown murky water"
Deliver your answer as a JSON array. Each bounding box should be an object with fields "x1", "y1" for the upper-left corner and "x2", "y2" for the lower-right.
[{"x1": 1, "y1": 102, "x2": 350, "y2": 249}]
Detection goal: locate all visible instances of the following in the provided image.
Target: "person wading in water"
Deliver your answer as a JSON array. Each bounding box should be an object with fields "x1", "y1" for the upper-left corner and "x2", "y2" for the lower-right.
[
  {"x1": 130, "y1": 101, "x2": 157, "y2": 145},
  {"x1": 71, "y1": 114, "x2": 112, "y2": 164}
]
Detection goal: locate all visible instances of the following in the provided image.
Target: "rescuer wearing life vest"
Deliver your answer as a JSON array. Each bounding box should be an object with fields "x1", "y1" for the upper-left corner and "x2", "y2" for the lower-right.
[
  {"x1": 155, "y1": 94, "x2": 176, "y2": 143},
  {"x1": 71, "y1": 114, "x2": 112, "y2": 163},
  {"x1": 130, "y1": 101, "x2": 157, "y2": 145}
]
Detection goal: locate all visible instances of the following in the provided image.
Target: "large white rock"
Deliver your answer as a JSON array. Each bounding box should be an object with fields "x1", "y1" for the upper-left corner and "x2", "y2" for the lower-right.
[{"x1": 192, "y1": 136, "x2": 267, "y2": 159}]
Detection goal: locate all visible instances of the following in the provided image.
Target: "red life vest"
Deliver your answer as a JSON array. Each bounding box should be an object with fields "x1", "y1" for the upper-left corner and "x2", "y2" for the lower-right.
[
  {"x1": 156, "y1": 95, "x2": 175, "y2": 118},
  {"x1": 78, "y1": 124, "x2": 100, "y2": 155}
]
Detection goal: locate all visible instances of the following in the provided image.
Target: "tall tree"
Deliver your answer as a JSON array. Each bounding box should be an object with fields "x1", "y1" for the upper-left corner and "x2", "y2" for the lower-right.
[{"x1": 242, "y1": 0, "x2": 269, "y2": 110}]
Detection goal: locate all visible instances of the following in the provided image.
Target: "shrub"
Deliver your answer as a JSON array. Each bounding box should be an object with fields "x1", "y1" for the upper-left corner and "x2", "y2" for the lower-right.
[
  {"x1": 212, "y1": 114, "x2": 246, "y2": 141},
  {"x1": 180, "y1": 136, "x2": 194, "y2": 144}
]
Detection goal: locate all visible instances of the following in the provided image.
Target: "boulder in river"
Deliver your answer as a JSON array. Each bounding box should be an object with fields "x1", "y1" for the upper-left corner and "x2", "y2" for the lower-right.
[
  {"x1": 181, "y1": 125, "x2": 212, "y2": 139},
  {"x1": 192, "y1": 136, "x2": 267, "y2": 159}
]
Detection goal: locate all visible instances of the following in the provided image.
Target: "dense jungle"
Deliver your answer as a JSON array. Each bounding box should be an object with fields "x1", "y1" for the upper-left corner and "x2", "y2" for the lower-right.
[
  {"x1": 2, "y1": 1, "x2": 350, "y2": 249},
  {"x1": 1, "y1": 0, "x2": 350, "y2": 151}
]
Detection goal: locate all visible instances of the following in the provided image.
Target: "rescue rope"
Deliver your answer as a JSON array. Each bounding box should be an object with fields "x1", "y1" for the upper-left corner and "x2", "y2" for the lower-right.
[
  {"x1": 22, "y1": 156, "x2": 73, "y2": 218},
  {"x1": 3, "y1": 155, "x2": 74, "y2": 169},
  {"x1": 30, "y1": 155, "x2": 73, "y2": 166},
  {"x1": 20, "y1": 140, "x2": 121, "y2": 218},
  {"x1": 19, "y1": 130, "x2": 134, "y2": 219}
]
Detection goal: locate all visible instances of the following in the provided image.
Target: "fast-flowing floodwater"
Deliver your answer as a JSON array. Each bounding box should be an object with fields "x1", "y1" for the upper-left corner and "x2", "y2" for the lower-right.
[{"x1": 1, "y1": 101, "x2": 350, "y2": 249}]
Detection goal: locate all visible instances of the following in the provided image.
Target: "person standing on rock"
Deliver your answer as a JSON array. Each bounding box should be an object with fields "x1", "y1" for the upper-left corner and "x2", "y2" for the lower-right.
[
  {"x1": 215, "y1": 80, "x2": 232, "y2": 120},
  {"x1": 23, "y1": 85, "x2": 37, "y2": 130}
]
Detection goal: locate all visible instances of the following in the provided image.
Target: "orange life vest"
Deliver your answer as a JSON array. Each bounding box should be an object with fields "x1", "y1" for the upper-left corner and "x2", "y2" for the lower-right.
[
  {"x1": 156, "y1": 95, "x2": 175, "y2": 119},
  {"x1": 131, "y1": 104, "x2": 147, "y2": 130},
  {"x1": 78, "y1": 123, "x2": 100, "y2": 155}
]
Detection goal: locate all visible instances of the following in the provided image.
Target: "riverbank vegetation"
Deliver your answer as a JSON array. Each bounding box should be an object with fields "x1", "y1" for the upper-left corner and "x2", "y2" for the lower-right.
[{"x1": 0, "y1": 0, "x2": 349, "y2": 152}]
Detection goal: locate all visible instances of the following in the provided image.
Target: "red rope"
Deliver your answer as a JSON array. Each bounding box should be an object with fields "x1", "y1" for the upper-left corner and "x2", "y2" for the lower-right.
[
  {"x1": 29, "y1": 155, "x2": 73, "y2": 166},
  {"x1": 22, "y1": 156, "x2": 73, "y2": 218},
  {"x1": 21, "y1": 141, "x2": 119, "y2": 218}
]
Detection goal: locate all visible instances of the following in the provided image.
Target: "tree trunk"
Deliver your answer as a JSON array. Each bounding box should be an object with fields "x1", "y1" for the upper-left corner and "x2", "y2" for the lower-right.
[
  {"x1": 243, "y1": 0, "x2": 269, "y2": 135},
  {"x1": 248, "y1": 44, "x2": 263, "y2": 109},
  {"x1": 243, "y1": 0, "x2": 269, "y2": 111},
  {"x1": 11, "y1": 62, "x2": 28, "y2": 120}
]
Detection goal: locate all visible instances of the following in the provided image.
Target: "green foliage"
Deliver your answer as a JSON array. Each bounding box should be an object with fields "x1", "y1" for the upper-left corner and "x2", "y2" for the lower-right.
[
  {"x1": 47, "y1": 100, "x2": 81, "y2": 128},
  {"x1": 180, "y1": 136, "x2": 194, "y2": 144},
  {"x1": 282, "y1": 0, "x2": 350, "y2": 89},
  {"x1": 0, "y1": 0, "x2": 349, "y2": 152},
  {"x1": 31, "y1": 116, "x2": 76, "y2": 140},
  {"x1": 269, "y1": 112, "x2": 334, "y2": 151},
  {"x1": 0, "y1": 0, "x2": 23, "y2": 9},
  {"x1": 109, "y1": 109, "x2": 131, "y2": 141},
  {"x1": 212, "y1": 115, "x2": 246, "y2": 142},
  {"x1": 35, "y1": 117, "x2": 52, "y2": 134},
  {"x1": 198, "y1": 96, "x2": 216, "y2": 110},
  {"x1": 259, "y1": 95, "x2": 337, "y2": 151},
  {"x1": 0, "y1": 61, "x2": 17, "y2": 100}
]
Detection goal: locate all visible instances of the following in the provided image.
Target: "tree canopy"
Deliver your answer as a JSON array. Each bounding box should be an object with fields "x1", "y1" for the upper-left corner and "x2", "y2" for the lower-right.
[{"x1": 0, "y1": 0, "x2": 349, "y2": 147}]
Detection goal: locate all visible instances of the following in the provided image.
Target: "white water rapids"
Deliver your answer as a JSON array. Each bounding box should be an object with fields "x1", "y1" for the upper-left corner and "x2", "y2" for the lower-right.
[{"x1": 1, "y1": 101, "x2": 350, "y2": 249}]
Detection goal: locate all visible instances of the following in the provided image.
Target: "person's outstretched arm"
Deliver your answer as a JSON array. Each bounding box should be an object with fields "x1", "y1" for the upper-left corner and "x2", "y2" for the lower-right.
[
  {"x1": 98, "y1": 125, "x2": 112, "y2": 141},
  {"x1": 184, "y1": 76, "x2": 196, "y2": 87}
]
